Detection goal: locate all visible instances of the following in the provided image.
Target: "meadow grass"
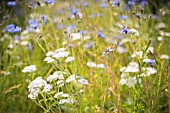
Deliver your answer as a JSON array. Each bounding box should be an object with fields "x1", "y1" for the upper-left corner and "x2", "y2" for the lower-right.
[{"x1": 0, "y1": 0, "x2": 170, "y2": 113}]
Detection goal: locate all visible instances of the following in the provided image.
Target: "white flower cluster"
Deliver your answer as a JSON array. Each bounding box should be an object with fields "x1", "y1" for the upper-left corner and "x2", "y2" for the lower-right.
[
  {"x1": 66, "y1": 74, "x2": 89, "y2": 85},
  {"x1": 120, "y1": 62, "x2": 139, "y2": 73},
  {"x1": 22, "y1": 65, "x2": 37, "y2": 73},
  {"x1": 140, "y1": 67, "x2": 157, "y2": 77},
  {"x1": 86, "y1": 62, "x2": 105, "y2": 68},
  {"x1": 28, "y1": 77, "x2": 52, "y2": 99},
  {"x1": 54, "y1": 91, "x2": 74, "y2": 105},
  {"x1": 119, "y1": 60, "x2": 157, "y2": 87},
  {"x1": 160, "y1": 54, "x2": 169, "y2": 59},
  {"x1": 120, "y1": 76, "x2": 137, "y2": 88},
  {"x1": 65, "y1": 56, "x2": 74, "y2": 63},
  {"x1": 44, "y1": 48, "x2": 74, "y2": 63},
  {"x1": 47, "y1": 71, "x2": 65, "y2": 82},
  {"x1": 47, "y1": 71, "x2": 65, "y2": 87},
  {"x1": 70, "y1": 33, "x2": 82, "y2": 41}
]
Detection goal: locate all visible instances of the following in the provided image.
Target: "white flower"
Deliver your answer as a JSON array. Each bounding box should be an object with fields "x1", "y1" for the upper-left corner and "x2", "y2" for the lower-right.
[
  {"x1": 47, "y1": 71, "x2": 65, "y2": 82},
  {"x1": 58, "y1": 98, "x2": 75, "y2": 104},
  {"x1": 126, "y1": 77, "x2": 137, "y2": 88},
  {"x1": 116, "y1": 46, "x2": 128, "y2": 54},
  {"x1": 121, "y1": 73, "x2": 128, "y2": 78},
  {"x1": 44, "y1": 57, "x2": 54, "y2": 63},
  {"x1": 131, "y1": 51, "x2": 143, "y2": 58},
  {"x1": 70, "y1": 33, "x2": 82, "y2": 41},
  {"x1": 56, "y1": 80, "x2": 64, "y2": 87},
  {"x1": 42, "y1": 84, "x2": 52, "y2": 93},
  {"x1": 157, "y1": 36, "x2": 163, "y2": 41},
  {"x1": 120, "y1": 78, "x2": 127, "y2": 85},
  {"x1": 65, "y1": 56, "x2": 74, "y2": 63},
  {"x1": 146, "y1": 67, "x2": 157, "y2": 75},
  {"x1": 54, "y1": 92, "x2": 64, "y2": 98},
  {"x1": 128, "y1": 29, "x2": 139, "y2": 36},
  {"x1": 62, "y1": 93, "x2": 69, "y2": 98},
  {"x1": 78, "y1": 79, "x2": 89, "y2": 85},
  {"x1": 120, "y1": 62, "x2": 139, "y2": 73},
  {"x1": 79, "y1": 89, "x2": 84, "y2": 93},
  {"x1": 66, "y1": 74, "x2": 80, "y2": 83},
  {"x1": 20, "y1": 41, "x2": 29, "y2": 45},
  {"x1": 52, "y1": 51, "x2": 69, "y2": 59},
  {"x1": 8, "y1": 44, "x2": 13, "y2": 49},
  {"x1": 46, "y1": 51, "x2": 54, "y2": 57},
  {"x1": 86, "y1": 62, "x2": 96, "y2": 68},
  {"x1": 160, "y1": 54, "x2": 169, "y2": 59},
  {"x1": 28, "y1": 77, "x2": 47, "y2": 99},
  {"x1": 96, "y1": 64, "x2": 105, "y2": 68},
  {"x1": 147, "y1": 47, "x2": 154, "y2": 53},
  {"x1": 22, "y1": 65, "x2": 37, "y2": 73},
  {"x1": 28, "y1": 92, "x2": 38, "y2": 100}
]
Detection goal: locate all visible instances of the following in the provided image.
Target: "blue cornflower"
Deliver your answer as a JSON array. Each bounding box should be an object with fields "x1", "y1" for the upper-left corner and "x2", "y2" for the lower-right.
[
  {"x1": 84, "y1": 42, "x2": 94, "y2": 49},
  {"x1": 119, "y1": 15, "x2": 128, "y2": 20},
  {"x1": 140, "y1": 0, "x2": 148, "y2": 6},
  {"x1": 120, "y1": 26, "x2": 129, "y2": 34},
  {"x1": 41, "y1": 15, "x2": 48, "y2": 24},
  {"x1": 143, "y1": 59, "x2": 155, "y2": 66},
  {"x1": 57, "y1": 24, "x2": 64, "y2": 30},
  {"x1": 13, "y1": 26, "x2": 21, "y2": 33},
  {"x1": 68, "y1": 25, "x2": 76, "y2": 30},
  {"x1": 112, "y1": 0, "x2": 120, "y2": 7},
  {"x1": 28, "y1": 43, "x2": 33, "y2": 50},
  {"x1": 83, "y1": 2, "x2": 89, "y2": 7},
  {"x1": 80, "y1": 30, "x2": 88, "y2": 35},
  {"x1": 14, "y1": 35, "x2": 20, "y2": 41},
  {"x1": 26, "y1": 27, "x2": 34, "y2": 32},
  {"x1": 44, "y1": 0, "x2": 54, "y2": 4},
  {"x1": 6, "y1": 24, "x2": 15, "y2": 30},
  {"x1": 7, "y1": 1, "x2": 16, "y2": 6},
  {"x1": 74, "y1": 2, "x2": 79, "y2": 6},
  {"x1": 6, "y1": 24, "x2": 21, "y2": 33},
  {"x1": 97, "y1": 32, "x2": 105, "y2": 38},
  {"x1": 127, "y1": 0, "x2": 136, "y2": 5},
  {"x1": 100, "y1": 3, "x2": 108, "y2": 8},
  {"x1": 29, "y1": 19, "x2": 40, "y2": 29},
  {"x1": 72, "y1": 9, "x2": 78, "y2": 15}
]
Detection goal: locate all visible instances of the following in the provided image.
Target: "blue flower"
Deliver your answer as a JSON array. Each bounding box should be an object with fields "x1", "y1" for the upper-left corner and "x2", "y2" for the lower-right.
[
  {"x1": 100, "y1": 3, "x2": 108, "y2": 8},
  {"x1": 120, "y1": 27, "x2": 129, "y2": 34},
  {"x1": 97, "y1": 32, "x2": 105, "y2": 38},
  {"x1": 74, "y1": 2, "x2": 79, "y2": 6},
  {"x1": 7, "y1": 1, "x2": 16, "y2": 6},
  {"x1": 84, "y1": 42, "x2": 94, "y2": 49},
  {"x1": 29, "y1": 19, "x2": 40, "y2": 29},
  {"x1": 41, "y1": 15, "x2": 48, "y2": 24},
  {"x1": 14, "y1": 35, "x2": 20, "y2": 40},
  {"x1": 6, "y1": 24, "x2": 21, "y2": 33},
  {"x1": 112, "y1": 1, "x2": 120, "y2": 7},
  {"x1": 72, "y1": 9, "x2": 78, "y2": 15},
  {"x1": 28, "y1": 44, "x2": 33, "y2": 50},
  {"x1": 44, "y1": 0, "x2": 54, "y2": 4},
  {"x1": 127, "y1": 0, "x2": 136, "y2": 5},
  {"x1": 83, "y1": 2, "x2": 89, "y2": 7},
  {"x1": 119, "y1": 15, "x2": 128, "y2": 20},
  {"x1": 13, "y1": 26, "x2": 21, "y2": 33},
  {"x1": 140, "y1": 0, "x2": 148, "y2": 6}
]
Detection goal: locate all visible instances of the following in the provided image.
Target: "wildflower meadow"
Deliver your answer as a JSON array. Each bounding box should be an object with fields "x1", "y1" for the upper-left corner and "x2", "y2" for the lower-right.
[{"x1": 0, "y1": 0, "x2": 170, "y2": 113}]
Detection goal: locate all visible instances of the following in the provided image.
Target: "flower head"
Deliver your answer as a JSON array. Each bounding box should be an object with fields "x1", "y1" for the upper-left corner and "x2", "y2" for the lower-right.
[
  {"x1": 22, "y1": 65, "x2": 37, "y2": 73},
  {"x1": 44, "y1": 0, "x2": 54, "y2": 4},
  {"x1": 7, "y1": 1, "x2": 16, "y2": 6},
  {"x1": 29, "y1": 19, "x2": 40, "y2": 29}
]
